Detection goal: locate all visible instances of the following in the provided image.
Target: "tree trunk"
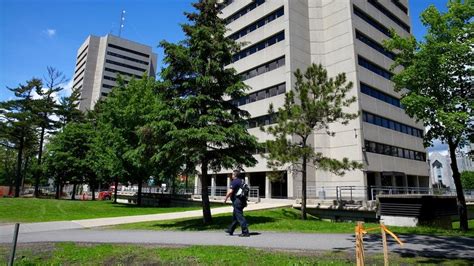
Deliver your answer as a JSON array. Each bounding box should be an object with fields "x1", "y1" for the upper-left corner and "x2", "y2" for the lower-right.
[
  {"x1": 71, "y1": 182, "x2": 77, "y2": 200},
  {"x1": 137, "y1": 177, "x2": 143, "y2": 206},
  {"x1": 90, "y1": 179, "x2": 96, "y2": 201},
  {"x1": 55, "y1": 177, "x2": 61, "y2": 199},
  {"x1": 21, "y1": 155, "x2": 30, "y2": 192},
  {"x1": 34, "y1": 126, "x2": 46, "y2": 197},
  {"x1": 14, "y1": 137, "x2": 24, "y2": 197},
  {"x1": 448, "y1": 139, "x2": 468, "y2": 231},
  {"x1": 301, "y1": 153, "x2": 307, "y2": 220},
  {"x1": 60, "y1": 183, "x2": 64, "y2": 199},
  {"x1": 113, "y1": 176, "x2": 119, "y2": 204},
  {"x1": 201, "y1": 160, "x2": 212, "y2": 224}
]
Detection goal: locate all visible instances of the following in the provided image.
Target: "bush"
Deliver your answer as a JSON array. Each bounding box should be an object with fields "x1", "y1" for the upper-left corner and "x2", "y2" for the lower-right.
[{"x1": 461, "y1": 171, "x2": 474, "y2": 190}]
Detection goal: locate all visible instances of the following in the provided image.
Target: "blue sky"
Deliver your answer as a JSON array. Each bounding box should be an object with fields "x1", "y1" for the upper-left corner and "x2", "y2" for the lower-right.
[{"x1": 0, "y1": 0, "x2": 448, "y2": 101}]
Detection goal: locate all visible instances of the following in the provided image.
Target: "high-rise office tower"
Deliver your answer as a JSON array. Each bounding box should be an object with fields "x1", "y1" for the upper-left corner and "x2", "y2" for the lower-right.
[
  {"x1": 215, "y1": 0, "x2": 428, "y2": 200},
  {"x1": 72, "y1": 34, "x2": 157, "y2": 111}
]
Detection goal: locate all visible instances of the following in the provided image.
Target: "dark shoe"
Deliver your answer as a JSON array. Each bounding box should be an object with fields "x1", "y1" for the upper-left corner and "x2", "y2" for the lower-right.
[
  {"x1": 238, "y1": 233, "x2": 250, "y2": 237},
  {"x1": 225, "y1": 229, "x2": 233, "y2": 236}
]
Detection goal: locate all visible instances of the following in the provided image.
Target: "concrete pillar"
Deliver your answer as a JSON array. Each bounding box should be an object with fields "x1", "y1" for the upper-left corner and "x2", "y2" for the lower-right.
[
  {"x1": 194, "y1": 176, "x2": 201, "y2": 194},
  {"x1": 265, "y1": 175, "x2": 272, "y2": 199},
  {"x1": 245, "y1": 174, "x2": 250, "y2": 186},
  {"x1": 287, "y1": 170, "x2": 294, "y2": 198},
  {"x1": 211, "y1": 175, "x2": 216, "y2": 197},
  {"x1": 227, "y1": 175, "x2": 231, "y2": 188}
]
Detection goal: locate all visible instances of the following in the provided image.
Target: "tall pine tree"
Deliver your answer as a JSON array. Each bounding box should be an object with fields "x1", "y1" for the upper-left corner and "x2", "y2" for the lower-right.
[
  {"x1": 261, "y1": 64, "x2": 362, "y2": 219},
  {"x1": 33, "y1": 67, "x2": 67, "y2": 197},
  {"x1": 0, "y1": 79, "x2": 42, "y2": 197},
  {"x1": 160, "y1": 0, "x2": 259, "y2": 224}
]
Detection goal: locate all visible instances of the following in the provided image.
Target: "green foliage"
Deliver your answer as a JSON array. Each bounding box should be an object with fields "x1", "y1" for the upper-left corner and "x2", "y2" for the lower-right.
[
  {"x1": 43, "y1": 121, "x2": 96, "y2": 190},
  {"x1": 0, "y1": 78, "x2": 42, "y2": 196},
  {"x1": 261, "y1": 63, "x2": 362, "y2": 219},
  {"x1": 263, "y1": 64, "x2": 361, "y2": 173},
  {"x1": 384, "y1": 0, "x2": 473, "y2": 231},
  {"x1": 94, "y1": 76, "x2": 168, "y2": 205},
  {"x1": 159, "y1": 0, "x2": 259, "y2": 223},
  {"x1": 384, "y1": 1, "x2": 473, "y2": 148},
  {"x1": 0, "y1": 146, "x2": 16, "y2": 185},
  {"x1": 461, "y1": 171, "x2": 474, "y2": 190},
  {"x1": 57, "y1": 86, "x2": 83, "y2": 126}
]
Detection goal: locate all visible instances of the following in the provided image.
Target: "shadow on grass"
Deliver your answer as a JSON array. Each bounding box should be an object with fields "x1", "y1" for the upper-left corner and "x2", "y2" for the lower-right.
[{"x1": 151, "y1": 215, "x2": 276, "y2": 231}]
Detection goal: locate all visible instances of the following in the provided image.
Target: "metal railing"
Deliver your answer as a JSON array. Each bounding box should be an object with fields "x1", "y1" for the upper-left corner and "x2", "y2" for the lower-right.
[
  {"x1": 296, "y1": 186, "x2": 474, "y2": 202},
  {"x1": 296, "y1": 186, "x2": 367, "y2": 201}
]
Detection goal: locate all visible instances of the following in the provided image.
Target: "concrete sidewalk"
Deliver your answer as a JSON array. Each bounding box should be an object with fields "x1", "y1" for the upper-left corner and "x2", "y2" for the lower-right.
[
  {"x1": 1, "y1": 229, "x2": 473, "y2": 259},
  {"x1": 0, "y1": 201, "x2": 291, "y2": 236}
]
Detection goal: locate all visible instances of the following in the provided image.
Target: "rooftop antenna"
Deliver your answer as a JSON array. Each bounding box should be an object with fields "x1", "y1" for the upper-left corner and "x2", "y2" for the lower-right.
[{"x1": 118, "y1": 10, "x2": 126, "y2": 37}]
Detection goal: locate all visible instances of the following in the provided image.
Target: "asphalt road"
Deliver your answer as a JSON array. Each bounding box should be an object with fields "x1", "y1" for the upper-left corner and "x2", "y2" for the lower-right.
[{"x1": 1, "y1": 229, "x2": 473, "y2": 259}]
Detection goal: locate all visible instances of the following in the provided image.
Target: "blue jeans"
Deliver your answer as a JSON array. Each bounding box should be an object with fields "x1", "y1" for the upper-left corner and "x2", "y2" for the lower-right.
[{"x1": 228, "y1": 198, "x2": 249, "y2": 234}]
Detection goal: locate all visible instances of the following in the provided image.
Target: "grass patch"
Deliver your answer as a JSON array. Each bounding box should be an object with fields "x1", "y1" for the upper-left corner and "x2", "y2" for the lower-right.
[
  {"x1": 1, "y1": 242, "x2": 471, "y2": 265},
  {"x1": 0, "y1": 198, "x2": 221, "y2": 223},
  {"x1": 114, "y1": 207, "x2": 474, "y2": 237}
]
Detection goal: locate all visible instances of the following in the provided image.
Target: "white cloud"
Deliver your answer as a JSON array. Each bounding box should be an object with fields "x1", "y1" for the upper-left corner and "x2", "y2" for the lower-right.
[{"x1": 44, "y1": 29, "x2": 56, "y2": 37}]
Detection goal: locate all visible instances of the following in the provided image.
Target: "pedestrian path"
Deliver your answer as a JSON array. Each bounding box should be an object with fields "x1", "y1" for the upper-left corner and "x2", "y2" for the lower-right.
[
  {"x1": 0, "y1": 201, "x2": 291, "y2": 236},
  {"x1": 1, "y1": 229, "x2": 473, "y2": 259}
]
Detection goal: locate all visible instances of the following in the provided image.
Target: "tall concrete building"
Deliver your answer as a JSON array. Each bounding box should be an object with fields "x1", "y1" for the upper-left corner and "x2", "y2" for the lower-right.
[
  {"x1": 213, "y1": 0, "x2": 429, "y2": 200},
  {"x1": 72, "y1": 34, "x2": 157, "y2": 111}
]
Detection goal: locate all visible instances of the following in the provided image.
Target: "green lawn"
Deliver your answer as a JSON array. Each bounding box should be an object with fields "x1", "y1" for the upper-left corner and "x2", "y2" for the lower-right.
[
  {"x1": 1, "y1": 242, "x2": 471, "y2": 265},
  {"x1": 0, "y1": 198, "x2": 213, "y2": 223},
  {"x1": 114, "y1": 207, "x2": 474, "y2": 238}
]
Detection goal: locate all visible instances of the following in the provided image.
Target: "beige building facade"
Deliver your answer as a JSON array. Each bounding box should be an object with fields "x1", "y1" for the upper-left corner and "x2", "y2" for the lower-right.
[
  {"x1": 212, "y1": 0, "x2": 429, "y2": 200},
  {"x1": 72, "y1": 34, "x2": 157, "y2": 111}
]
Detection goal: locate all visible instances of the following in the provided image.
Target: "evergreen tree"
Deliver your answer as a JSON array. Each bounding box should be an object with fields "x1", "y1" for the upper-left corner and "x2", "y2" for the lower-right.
[
  {"x1": 160, "y1": 0, "x2": 259, "y2": 223},
  {"x1": 261, "y1": 64, "x2": 362, "y2": 220},
  {"x1": 33, "y1": 67, "x2": 67, "y2": 197},
  {"x1": 57, "y1": 86, "x2": 83, "y2": 127},
  {"x1": 384, "y1": 0, "x2": 473, "y2": 230},
  {"x1": 0, "y1": 79, "x2": 42, "y2": 197}
]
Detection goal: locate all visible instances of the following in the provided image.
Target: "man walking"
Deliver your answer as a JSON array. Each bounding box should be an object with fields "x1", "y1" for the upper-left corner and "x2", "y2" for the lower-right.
[{"x1": 224, "y1": 169, "x2": 250, "y2": 237}]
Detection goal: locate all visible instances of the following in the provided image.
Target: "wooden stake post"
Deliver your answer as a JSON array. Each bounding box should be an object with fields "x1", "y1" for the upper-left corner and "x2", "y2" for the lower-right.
[
  {"x1": 354, "y1": 221, "x2": 403, "y2": 266},
  {"x1": 381, "y1": 222, "x2": 389, "y2": 266},
  {"x1": 355, "y1": 221, "x2": 365, "y2": 266}
]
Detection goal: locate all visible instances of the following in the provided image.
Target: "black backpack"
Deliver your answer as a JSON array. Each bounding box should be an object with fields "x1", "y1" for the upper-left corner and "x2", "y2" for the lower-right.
[{"x1": 237, "y1": 180, "x2": 250, "y2": 199}]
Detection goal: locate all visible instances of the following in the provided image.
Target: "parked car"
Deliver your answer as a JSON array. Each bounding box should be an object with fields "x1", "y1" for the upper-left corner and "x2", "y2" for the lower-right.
[{"x1": 98, "y1": 191, "x2": 112, "y2": 200}]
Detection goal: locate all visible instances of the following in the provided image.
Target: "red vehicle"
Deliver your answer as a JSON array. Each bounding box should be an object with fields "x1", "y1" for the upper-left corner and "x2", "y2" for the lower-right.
[{"x1": 98, "y1": 191, "x2": 112, "y2": 200}]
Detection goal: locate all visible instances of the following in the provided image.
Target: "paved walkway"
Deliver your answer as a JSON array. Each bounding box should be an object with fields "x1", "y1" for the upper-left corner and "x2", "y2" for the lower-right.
[
  {"x1": 0, "y1": 202, "x2": 291, "y2": 235},
  {"x1": 1, "y1": 229, "x2": 473, "y2": 259}
]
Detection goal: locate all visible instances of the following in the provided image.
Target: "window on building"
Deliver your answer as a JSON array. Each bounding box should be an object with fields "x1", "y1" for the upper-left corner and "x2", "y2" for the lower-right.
[
  {"x1": 108, "y1": 44, "x2": 150, "y2": 58},
  {"x1": 240, "y1": 56, "x2": 285, "y2": 81},
  {"x1": 358, "y1": 56, "x2": 393, "y2": 80},
  {"x1": 353, "y1": 5, "x2": 391, "y2": 37},
  {"x1": 229, "y1": 7, "x2": 284, "y2": 41},
  {"x1": 225, "y1": 0, "x2": 266, "y2": 24},
  {"x1": 233, "y1": 31, "x2": 285, "y2": 62},
  {"x1": 368, "y1": 0, "x2": 410, "y2": 32},
  {"x1": 355, "y1": 30, "x2": 396, "y2": 60}
]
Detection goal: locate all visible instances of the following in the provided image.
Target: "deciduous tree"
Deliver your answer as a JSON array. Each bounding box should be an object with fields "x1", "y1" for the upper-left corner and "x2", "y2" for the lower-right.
[{"x1": 384, "y1": 0, "x2": 473, "y2": 230}]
